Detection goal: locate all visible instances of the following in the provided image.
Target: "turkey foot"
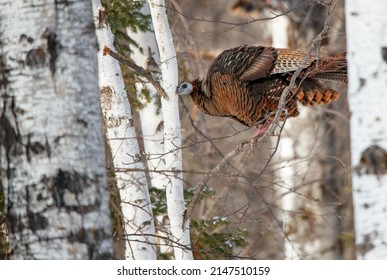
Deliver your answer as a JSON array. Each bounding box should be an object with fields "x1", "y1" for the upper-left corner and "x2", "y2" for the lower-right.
[{"x1": 252, "y1": 119, "x2": 273, "y2": 139}]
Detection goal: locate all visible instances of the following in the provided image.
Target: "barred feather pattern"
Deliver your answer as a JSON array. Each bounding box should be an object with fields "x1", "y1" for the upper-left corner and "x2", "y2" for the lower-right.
[{"x1": 188, "y1": 45, "x2": 347, "y2": 128}]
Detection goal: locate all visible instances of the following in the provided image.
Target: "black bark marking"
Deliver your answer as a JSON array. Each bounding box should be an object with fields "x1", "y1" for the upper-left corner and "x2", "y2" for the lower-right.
[
  {"x1": 382, "y1": 47, "x2": 387, "y2": 63},
  {"x1": 54, "y1": 135, "x2": 61, "y2": 144},
  {"x1": 354, "y1": 76, "x2": 367, "y2": 94},
  {"x1": 76, "y1": 118, "x2": 88, "y2": 128},
  {"x1": 25, "y1": 186, "x2": 49, "y2": 232},
  {"x1": 27, "y1": 212, "x2": 49, "y2": 232},
  {"x1": 0, "y1": 97, "x2": 22, "y2": 180},
  {"x1": 97, "y1": 7, "x2": 109, "y2": 29},
  {"x1": 0, "y1": 47, "x2": 21, "y2": 243},
  {"x1": 8, "y1": 169, "x2": 111, "y2": 259},
  {"x1": 26, "y1": 47, "x2": 48, "y2": 68},
  {"x1": 26, "y1": 133, "x2": 47, "y2": 162},
  {"x1": 0, "y1": 107, "x2": 17, "y2": 178},
  {"x1": 24, "y1": 28, "x2": 60, "y2": 73},
  {"x1": 41, "y1": 28, "x2": 60, "y2": 75},
  {"x1": 30, "y1": 141, "x2": 45, "y2": 155},
  {"x1": 48, "y1": 169, "x2": 84, "y2": 210},
  {"x1": 45, "y1": 137, "x2": 51, "y2": 158},
  {"x1": 355, "y1": 145, "x2": 387, "y2": 178},
  {"x1": 156, "y1": 120, "x2": 164, "y2": 132},
  {"x1": 43, "y1": 169, "x2": 102, "y2": 214},
  {"x1": 19, "y1": 34, "x2": 34, "y2": 44},
  {"x1": 42, "y1": 169, "x2": 111, "y2": 259},
  {"x1": 67, "y1": 228, "x2": 113, "y2": 259},
  {"x1": 0, "y1": 54, "x2": 11, "y2": 91},
  {"x1": 357, "y1": 233, "x2": 375, "y2": 258}
]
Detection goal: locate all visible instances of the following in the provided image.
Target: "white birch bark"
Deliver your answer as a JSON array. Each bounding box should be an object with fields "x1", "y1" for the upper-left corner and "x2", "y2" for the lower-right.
[
  {"x1": 129, "y1": 0, "x2": 165, "y2": 192},
  {"x1": 148, "y1": 0, "x2": 193, "y2": 260},
  {"x1": 91, "y1": 0, "x2": 156, "y2": 260},
  {"x1": 127, "y1": 1, "x2": 171, "y2": 253},
  {"x1": 0, "y1": 0, "x2": 113, "y2": 259},
  {"x1": 346, "y1": 0, "x2": 387, "y2": 259}
]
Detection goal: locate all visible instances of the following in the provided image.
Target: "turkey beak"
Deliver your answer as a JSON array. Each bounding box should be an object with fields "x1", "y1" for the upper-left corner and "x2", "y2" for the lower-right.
[{"x1": 175, "y1": 86, "x2": 182, "y2": 96}]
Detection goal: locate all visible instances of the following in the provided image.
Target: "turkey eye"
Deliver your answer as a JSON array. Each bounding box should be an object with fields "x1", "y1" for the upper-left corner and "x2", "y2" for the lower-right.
[{"x1": 182, "y1": 83, "x2": 188, "y2": 89}]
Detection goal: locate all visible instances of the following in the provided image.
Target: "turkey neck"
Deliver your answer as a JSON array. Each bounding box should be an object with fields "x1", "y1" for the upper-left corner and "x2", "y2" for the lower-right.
[
  {"x1": 189, "y1": 79, "x2": 223, "y2": 117},
  {"x1": 189, "y1": 79, "x2": 211, "y2": 114}
]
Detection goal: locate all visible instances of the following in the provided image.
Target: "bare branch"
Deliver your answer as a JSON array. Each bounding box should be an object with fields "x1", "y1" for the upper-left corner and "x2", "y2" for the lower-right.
[
  {"x1": 167, "y1": 1, "x2": 311, "y2": 26},
  {"x1": 103, "y1": 46, "x2": 168, "y2": 100}
]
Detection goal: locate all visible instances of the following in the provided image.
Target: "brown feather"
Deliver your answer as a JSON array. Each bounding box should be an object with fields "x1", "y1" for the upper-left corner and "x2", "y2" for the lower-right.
[{"x1": 185, "y1": 45, "x2": 347, "y2": 128}]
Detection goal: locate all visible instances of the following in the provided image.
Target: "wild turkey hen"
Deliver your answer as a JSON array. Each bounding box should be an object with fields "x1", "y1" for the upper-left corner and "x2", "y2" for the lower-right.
[{"x1": 176, "y1": 45, "x2": 347, "y2": 135}]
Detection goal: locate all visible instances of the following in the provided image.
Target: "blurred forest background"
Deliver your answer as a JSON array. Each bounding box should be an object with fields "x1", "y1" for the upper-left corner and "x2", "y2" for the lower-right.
[{"x1": 123, "y1": 0, "x2": 353, "y2": 259}]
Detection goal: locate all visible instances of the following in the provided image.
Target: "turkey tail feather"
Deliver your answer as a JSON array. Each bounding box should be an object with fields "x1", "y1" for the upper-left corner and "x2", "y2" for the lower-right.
[
  {"x1": 307, "y1": 52, "x2": 347, "y2": 83},
  {"x1": 294, "y1": 79, "x2": 340, "y2": 107}
]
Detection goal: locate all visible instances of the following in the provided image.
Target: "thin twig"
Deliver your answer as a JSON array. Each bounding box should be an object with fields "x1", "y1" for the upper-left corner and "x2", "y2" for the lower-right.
[
  {"x1": 183, "y1": 127, "x2": 273, "y2": 226},
  {"x1": 166, "y1": 1, "x2": 311, "y2": 27},
  {"x1": 183, "y1": 142, "x2": 247, "y2": 226},
  {"x1": 103, "y1": 46, "x2": 169, "y2": 100}
]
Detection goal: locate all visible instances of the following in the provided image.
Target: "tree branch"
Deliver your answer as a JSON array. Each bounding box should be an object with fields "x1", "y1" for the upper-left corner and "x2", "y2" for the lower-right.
[{"x1": 103, "y1": 46, "x2": 169, "y2": 100}]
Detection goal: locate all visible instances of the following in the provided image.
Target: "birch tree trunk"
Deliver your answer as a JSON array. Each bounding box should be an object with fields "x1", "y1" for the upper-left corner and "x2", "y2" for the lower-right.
[
  {"x1": 346, "y1": 0, "x2": 387, "y2": 259},
  {"x1": 127, "y1": 1, "x2": 171, "y2": 254},
  {"x1": 0, "y1": 0, "x2": 113, "y2": 259},
  {"x1": 129, "y1": 2, "x2": 165, "y2": 192},
  {"x1": 91, "y1": 0, "x2": 156, "y2": 260},
  {"x1": 148, "y1": 0, "x2": 193, "y2": 260}
]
